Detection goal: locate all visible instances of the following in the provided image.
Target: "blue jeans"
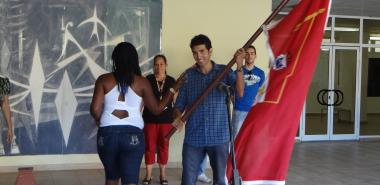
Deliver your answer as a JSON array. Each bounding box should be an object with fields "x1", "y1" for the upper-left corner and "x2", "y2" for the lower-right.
[
  {"x1": 97, "y1": 125, "x2": 145, "y2": 184},
  {"x1": 232, "y1": 110, "x2": 248, "y2": 138},
  {"x1": 198, "y1": 155, "x2": 208, "y2": 175},
  {"x1": 182, "y1": 142, "x2": 229, "y2": 185}
]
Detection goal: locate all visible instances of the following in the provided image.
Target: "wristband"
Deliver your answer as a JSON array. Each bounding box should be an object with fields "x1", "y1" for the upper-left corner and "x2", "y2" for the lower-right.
[{"x1": 169, "y1": 87, "x2": 176, "y2": 94}]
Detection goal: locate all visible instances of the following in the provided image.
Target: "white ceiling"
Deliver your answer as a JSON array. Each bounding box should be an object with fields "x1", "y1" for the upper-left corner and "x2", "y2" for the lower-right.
[{"x1": 273, "y1": 0, "x2": 380, "y2": 18}]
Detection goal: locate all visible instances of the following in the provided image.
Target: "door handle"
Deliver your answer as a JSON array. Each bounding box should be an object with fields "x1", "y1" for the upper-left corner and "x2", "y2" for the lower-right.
[
  {"x1": 334, "y1": 89, "x2": 344, "y2": 106},
  {"x1": 317, "y1": 89, "x2": 329, "y2": 106},
  {"x1": 317, "y1": 89, "x2": 344, "y2": 106}
]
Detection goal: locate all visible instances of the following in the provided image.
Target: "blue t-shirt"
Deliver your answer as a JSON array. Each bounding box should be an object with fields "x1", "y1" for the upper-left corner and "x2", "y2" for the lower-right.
[{"x1": 234, "y1": 66, "x2": 265, "y2": 112}]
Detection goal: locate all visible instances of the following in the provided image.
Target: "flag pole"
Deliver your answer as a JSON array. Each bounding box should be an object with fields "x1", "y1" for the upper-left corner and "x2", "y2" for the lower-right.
[{"x1": 166, "y1": 0, "x2": 291, "y2": 139}]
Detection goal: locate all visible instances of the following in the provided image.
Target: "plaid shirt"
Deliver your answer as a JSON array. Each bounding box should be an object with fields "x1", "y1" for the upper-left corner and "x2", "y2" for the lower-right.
[{"x1": 175, "y1": 62, "x2": 235, "y2": 147}]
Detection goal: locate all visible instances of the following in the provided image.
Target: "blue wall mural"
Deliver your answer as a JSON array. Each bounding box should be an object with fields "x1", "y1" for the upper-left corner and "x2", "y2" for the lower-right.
[{"x1": 0, "y1": 0, "x2": 162, "y2": 155}]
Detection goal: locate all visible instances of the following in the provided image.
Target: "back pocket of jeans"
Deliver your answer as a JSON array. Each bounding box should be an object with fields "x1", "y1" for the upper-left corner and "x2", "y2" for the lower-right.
[{"x1": 127, "y1": 133, "x2": 144, "y2": 148}]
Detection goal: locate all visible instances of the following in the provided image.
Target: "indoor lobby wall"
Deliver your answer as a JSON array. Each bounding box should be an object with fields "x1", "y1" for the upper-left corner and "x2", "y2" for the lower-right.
[
  {"x1": 0, "y1": 0, "x2": 271, "y2": 172},
  {"x1": 161, "y1": 0, "x2": 271, "y2": 167}
]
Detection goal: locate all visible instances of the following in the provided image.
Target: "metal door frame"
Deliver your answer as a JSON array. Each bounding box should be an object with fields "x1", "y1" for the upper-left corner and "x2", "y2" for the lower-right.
[{"x1": 300, "y1": 46, "x2": 361, "y2": 141}]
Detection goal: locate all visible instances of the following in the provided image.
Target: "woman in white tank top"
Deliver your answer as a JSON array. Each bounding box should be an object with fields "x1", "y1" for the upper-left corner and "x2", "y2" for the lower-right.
[{"x1": 90, "y1": 42, "x2": 182, "y2": 185}]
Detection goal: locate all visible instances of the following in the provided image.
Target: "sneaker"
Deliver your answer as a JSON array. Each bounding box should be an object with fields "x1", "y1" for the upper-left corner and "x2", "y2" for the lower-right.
[{"x1": 197, "y1": 173, "x2": 212, "y2": 183}]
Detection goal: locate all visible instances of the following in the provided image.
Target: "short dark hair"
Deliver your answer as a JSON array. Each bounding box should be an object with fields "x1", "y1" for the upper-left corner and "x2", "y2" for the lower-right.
[
  {"x1": 247, "y1": 45, "x2": 256, "y2": 54},
  {"x1": 190, "y1": 34, "x2": 212, "y2": 50},
  {"x1": 111, "y1": 42, "x2": 142, "y2": 95},
  {"x1": 153, "y1": 54, "x2": 167, "y2": 65}
]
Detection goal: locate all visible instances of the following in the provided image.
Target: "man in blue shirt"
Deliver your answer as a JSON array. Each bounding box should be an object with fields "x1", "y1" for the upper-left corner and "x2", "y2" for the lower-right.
[
  {"x1": 174, "y1": 34, "x2": 245, "y2": 185},
  {"x1": 232, "y1": 45, "x2": 265, "y2": 138}
]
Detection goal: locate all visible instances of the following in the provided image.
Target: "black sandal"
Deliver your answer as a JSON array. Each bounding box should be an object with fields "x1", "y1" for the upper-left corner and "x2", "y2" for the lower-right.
[
  {"x1": 142, "y1": 178, "x2": 151, "y2": 185},
  {"x1": 160, "y1": 179, "x2": 168, "y2": 185}
]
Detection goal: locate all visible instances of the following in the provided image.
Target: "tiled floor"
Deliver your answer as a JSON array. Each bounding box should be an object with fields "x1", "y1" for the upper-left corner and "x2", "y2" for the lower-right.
[{"x1": 1, "y1": 141, "x2": 379, "y2": 185}]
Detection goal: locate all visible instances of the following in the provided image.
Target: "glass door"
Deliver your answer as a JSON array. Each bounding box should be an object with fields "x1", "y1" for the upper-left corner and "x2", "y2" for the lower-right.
[
  {"x1": 330, "y1": 47, "x2": 360, "y2": 140},
  {"x1": 301, "y1": 46, "x2": 331, "y2": 141},
  {"x1": 301, "y1": 46, "x2": 360, "y2": 141}
]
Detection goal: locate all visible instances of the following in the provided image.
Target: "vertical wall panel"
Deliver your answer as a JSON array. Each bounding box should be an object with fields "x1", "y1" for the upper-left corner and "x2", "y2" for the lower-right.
[{"x1": 0, "y1": 0, "x2": 162, "y2": 155}]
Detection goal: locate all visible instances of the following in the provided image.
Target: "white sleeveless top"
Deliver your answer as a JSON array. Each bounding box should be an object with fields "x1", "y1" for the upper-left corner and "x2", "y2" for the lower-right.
[{"x1": 100, "y1": 86, "x2": 144, "y2": 129}]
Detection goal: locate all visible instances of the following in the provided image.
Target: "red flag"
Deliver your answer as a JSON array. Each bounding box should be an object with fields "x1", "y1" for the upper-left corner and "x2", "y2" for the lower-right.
[{"x1": 227, "y1": 0, "x2": 330, "y2": 184}]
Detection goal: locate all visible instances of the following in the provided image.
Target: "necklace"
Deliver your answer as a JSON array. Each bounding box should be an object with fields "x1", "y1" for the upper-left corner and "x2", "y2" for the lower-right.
[{"x1": 155, "y1": 75, "x2": 166, "y2": 100}]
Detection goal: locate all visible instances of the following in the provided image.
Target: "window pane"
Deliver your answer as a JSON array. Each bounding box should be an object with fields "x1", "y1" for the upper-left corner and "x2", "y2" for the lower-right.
[
  {"x1": 323, "y1": 18, "x2": 332, "y2": 43},
  {"x1": 360, "y1": 47, "x2": 380, "y2": 135},
  {"x1": 305, "y1": 48, "x2": 329, "y2": 135},
  {"x1": 333, "y1": 49, "x2": 356, "y2": 135},
  {"x1": 334, "y1": 18, "x2": 360, "y2": 43},
  {"x1": 363, "y1": 19, "x2": 380, "y2": 44}
]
